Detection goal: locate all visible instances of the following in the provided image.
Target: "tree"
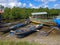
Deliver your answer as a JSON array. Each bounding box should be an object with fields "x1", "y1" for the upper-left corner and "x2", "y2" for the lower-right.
[
  {"x1": 2, "y1": 7, "x2": 60, "y2": 20},
  {"x1": 3, "y1": 7, "x2": 14, "y2": 20}
]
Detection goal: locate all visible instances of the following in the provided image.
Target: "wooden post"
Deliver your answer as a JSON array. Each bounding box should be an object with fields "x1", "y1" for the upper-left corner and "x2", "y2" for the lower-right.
[
  {"x1": 0, "y1": 10, "x2": 4, "y2": 23},
  {"x1": 46, "y1": 28, "x2": 54, "y2": 36},
  {"x1": 0, "y1": 5, "x2": 4, "y2": 23}
]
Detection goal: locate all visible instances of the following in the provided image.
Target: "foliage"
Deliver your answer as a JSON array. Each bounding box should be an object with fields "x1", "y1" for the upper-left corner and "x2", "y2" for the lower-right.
[{"x1": 2, "y1": 6, "x2": 60, "y2": 20}]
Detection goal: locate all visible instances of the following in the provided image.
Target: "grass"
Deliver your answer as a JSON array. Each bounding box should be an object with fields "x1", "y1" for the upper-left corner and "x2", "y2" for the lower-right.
[
  {"x1": 0, "y1": 40, "x2": 42, "y2": 45},
  {"x1": 3, "y1": 19, "x2": 25, "y2": 23}
]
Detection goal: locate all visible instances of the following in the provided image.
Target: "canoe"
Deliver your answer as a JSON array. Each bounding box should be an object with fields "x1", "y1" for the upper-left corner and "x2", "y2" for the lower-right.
[
  {"x1": 15, "y1": 24, "x2": 43, "y2": 38},
  {"x1": 9, "y1": 19, "x2": 31, "y2": 30},
  {"x1": 29, "y1": 17, "x2": 56, "y2": 26},
  {"x1": 0, "y1": 23, "x2": 12, "y2": 28},
  {"x1": 0, "y1": 18, "x2": 31, "y2": 27},
  {"x1": 16, "y1": 30, "x2": 36, "y2": 38}
]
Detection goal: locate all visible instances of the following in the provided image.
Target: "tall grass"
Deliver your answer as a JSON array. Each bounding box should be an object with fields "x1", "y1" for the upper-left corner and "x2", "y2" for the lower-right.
[{"x1": 0, "y1": 40, "x2": 41, "y2": 45}]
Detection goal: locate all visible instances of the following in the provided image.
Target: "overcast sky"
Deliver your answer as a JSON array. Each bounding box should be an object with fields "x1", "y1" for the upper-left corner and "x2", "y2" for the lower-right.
[{"x1": 0, "y1": 0, "x2": 60, "y2": 9}]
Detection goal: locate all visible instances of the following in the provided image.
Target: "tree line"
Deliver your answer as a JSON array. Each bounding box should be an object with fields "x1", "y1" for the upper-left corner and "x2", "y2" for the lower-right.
[{"x1": 2, "y1": 7, "x2": 60, "y2": 20}]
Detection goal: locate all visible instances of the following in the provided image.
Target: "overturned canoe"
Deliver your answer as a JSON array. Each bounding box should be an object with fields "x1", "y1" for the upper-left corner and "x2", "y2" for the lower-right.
[
  {"x1": 0, "y1": 23, "x2": 12, "y2": 28},
  {"x1": 0, "y1": 18, "x2": 31, "y2": 27},
  {"x1": 15, "y1": 24, "x2": 43, "y2": 38}
]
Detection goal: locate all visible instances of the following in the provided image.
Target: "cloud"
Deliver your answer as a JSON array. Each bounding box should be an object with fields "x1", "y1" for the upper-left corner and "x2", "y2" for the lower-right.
[
  {"x1": 0, "y1": 0, "x2": 59, "y2": 9},
  {"x1": 29, "y1": 3, "x2": 48, "y2": 9},
  {"x1": 0, "y1": 0, "x2": 7, "y2": 3},
  {"x1": 35, "y1": 0, "x2": 56, "y2": 8},
  {"x1": 35, "y1": 0, "x2": 56, "y2": 2},
  {"x1": 53, "y1": 4, "x2": 60, "y2": 9},
  {"x1": 0, "y1": 0, "x2": 22, "y2": 8},
  {"x1": 41, "y1": 0, "x2": 47, "y2": 2},
  {"x1": 0, "y1": 0, "x2": 19, "y2": 3},
  {"x1": 43, "y1": 5, "x2": 48, "y2": 8},
  {"x1": 29, "y1": 3, "x2": 33, "y2": 7},
  {"x1": 29, "y1": 3, "x2": 40, "y2": 9},
  {"x1": 8, "y1": 2, "x2": 22, "y2": 8},
  {"x1": 31, "y1": 6, "x2": 40, "y2": 9},
  {"x1": 49, "y1": 0, "x2": 56, "y2": 2},
  {"x1": 35, "y1": 0, "x2": 47, "y2": 2},
  {"x1": 22, "y1": 3, "x2": 26, "y2": 7},
  {"x1": 8, "y1": 2, "x2": 16, "y2": 8}
]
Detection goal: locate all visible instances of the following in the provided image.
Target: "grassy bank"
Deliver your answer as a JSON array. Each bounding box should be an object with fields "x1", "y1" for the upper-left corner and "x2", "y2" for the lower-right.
[{"x1": 0, "y1": 40, "x2": 41, "y2": 45}]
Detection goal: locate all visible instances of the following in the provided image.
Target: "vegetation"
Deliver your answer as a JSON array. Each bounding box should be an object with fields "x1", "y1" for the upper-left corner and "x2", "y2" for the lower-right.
[
  {"x1": 0, "y1": 5, "x2": 60, "y2": 20},
  {"x1": 0, "y1": 40, "x2": 42, "y2": 45}
]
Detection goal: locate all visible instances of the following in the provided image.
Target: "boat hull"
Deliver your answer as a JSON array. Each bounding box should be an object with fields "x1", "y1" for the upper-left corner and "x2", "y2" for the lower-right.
[{"x1": 16, "y1": 24, "x2": 43, "y2": 38}]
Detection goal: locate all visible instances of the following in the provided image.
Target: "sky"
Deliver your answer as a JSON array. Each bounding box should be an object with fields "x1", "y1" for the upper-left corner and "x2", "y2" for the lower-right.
[{"x1": 0, "y1": 0, "x2": 60, "y2": 9}]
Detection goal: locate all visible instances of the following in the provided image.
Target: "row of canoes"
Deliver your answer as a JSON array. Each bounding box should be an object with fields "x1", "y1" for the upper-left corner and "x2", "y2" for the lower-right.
[
  {"x1": 0, "y1": 18, "x2": 43, "y2": 38},
  {"x1": 0, "y1": 19, "x2": 31, "y2": 33}
]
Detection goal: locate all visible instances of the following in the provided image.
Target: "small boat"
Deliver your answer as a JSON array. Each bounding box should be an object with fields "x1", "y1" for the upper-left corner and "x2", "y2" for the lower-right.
[
  {"x1": 15, "y1": 24, "x2": 43, "y2": 38},
  {"x1": 29, "y1": 17, "x2": 56, "y2": 26}
]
